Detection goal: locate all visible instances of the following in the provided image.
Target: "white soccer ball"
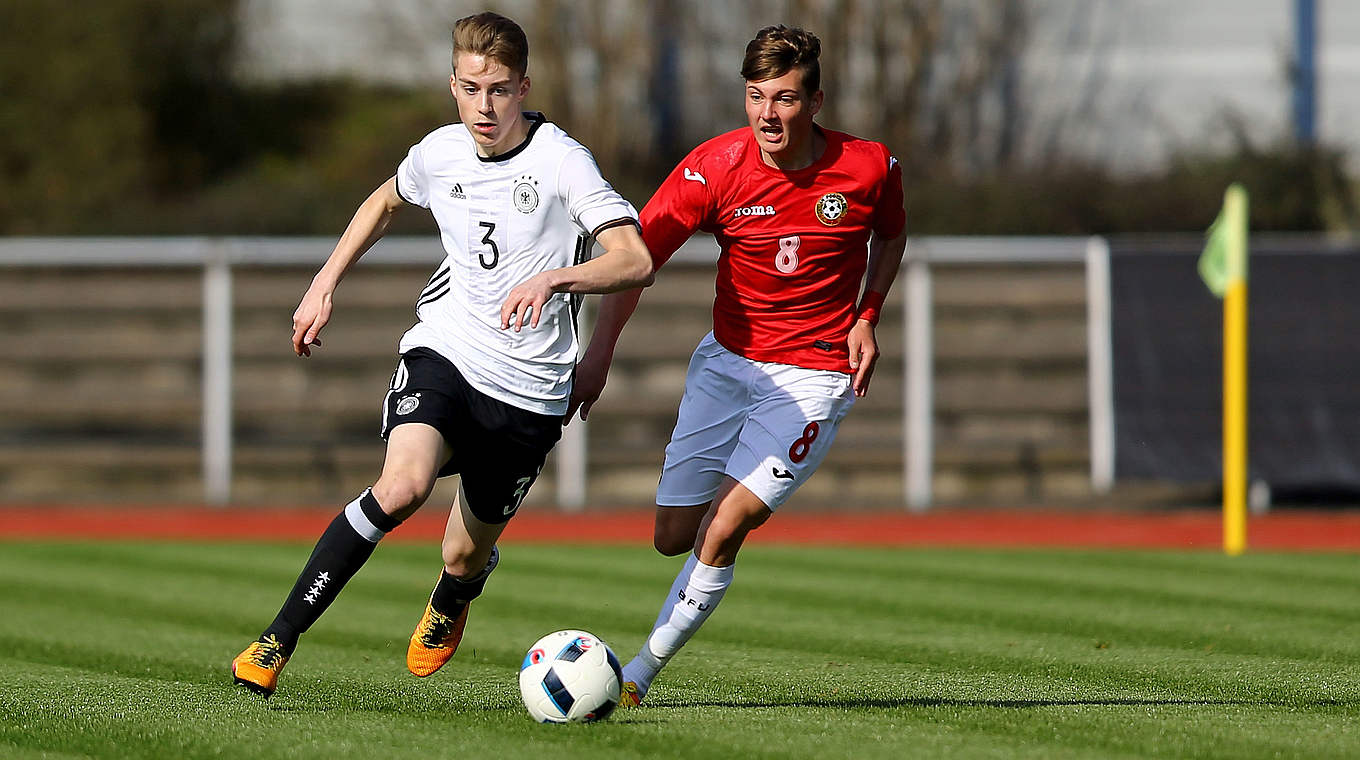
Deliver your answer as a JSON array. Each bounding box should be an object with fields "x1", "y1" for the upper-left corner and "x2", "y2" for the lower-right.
[{"x1": 518, "y1": 629, "x2": 622, "y2": 723}]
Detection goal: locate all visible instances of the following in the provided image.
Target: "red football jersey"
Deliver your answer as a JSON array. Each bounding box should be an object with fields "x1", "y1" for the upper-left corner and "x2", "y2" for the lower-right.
[{"x1": 641, "y1": 126, "x2": 906, "y2": 372}]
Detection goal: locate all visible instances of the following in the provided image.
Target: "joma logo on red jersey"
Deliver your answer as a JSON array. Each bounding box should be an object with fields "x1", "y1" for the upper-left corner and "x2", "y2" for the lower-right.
[{"x1": 733, "y1": 204, "x2": 776, "y2": 218}]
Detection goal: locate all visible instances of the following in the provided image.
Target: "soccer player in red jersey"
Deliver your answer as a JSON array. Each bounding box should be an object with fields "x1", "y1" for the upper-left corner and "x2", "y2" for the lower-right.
[{"x1": 570, "y1": 25, "x2": 908, "y2": 705}]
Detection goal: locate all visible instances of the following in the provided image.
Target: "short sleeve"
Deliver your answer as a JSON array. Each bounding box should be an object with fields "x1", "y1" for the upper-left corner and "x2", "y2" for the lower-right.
[
  {"x1": 873, "y1": 151, "x2": 906, "y2": 239},
  {"x1": 395, "y1": 140, "x2": 430, "y2": 209},
  {"x1": 557, "y1": 147, "x2": 639, "y2": 238},
  {"x1": 638, "y1": 149, "x2": 715, "y2": 268}
]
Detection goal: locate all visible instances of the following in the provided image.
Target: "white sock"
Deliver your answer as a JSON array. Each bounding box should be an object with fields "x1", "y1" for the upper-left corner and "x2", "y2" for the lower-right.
[
  {"x1": 622, "y1": 554, "x2": 734, "y2": 697},
  {"x1": 650, "y1": 552, "x2": 699, "y2": 631},
  {"x1": 622, "y1": 553, "x2": 697, "y2": 693}
]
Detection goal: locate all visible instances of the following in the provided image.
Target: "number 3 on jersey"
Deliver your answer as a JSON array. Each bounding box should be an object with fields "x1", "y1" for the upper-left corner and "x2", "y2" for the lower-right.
[
  {"x1": 503, "y1": 475, "x2": 532, "y2": 516},
  {"x1": 776, "y1": 235, "x2": 800, "y2": 274},
  {"x1": 477, "y1": 220, "x2": 500, "y2": 269}
]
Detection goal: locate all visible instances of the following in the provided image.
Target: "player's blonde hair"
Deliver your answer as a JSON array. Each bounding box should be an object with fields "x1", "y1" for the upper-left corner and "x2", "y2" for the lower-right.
[
  {"x1": 741, "y1": 25, "x2": 821, "y2": 94},
  {"x1": 452, "y1": 12, "x2": 529, "y2": 78}
]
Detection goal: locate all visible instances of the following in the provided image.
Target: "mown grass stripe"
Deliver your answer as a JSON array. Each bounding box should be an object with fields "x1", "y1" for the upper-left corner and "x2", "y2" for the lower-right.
[{"x1": 2, "y1": 540, "x2": 1356, "y2": 760}]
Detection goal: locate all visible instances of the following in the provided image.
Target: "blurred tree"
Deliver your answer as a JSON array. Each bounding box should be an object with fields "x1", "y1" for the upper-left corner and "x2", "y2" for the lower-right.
[
  {"x1": 0, "y1": 1, "x2": 151, "y2": 232},
  {"x1": 0, "y1": 0, "x2": 368, "y2": 233},
  {"x1": 134, "y1": 0, "x2": 344, "y2": 195},
  {"x1": 0, "y1": 0, "x2": 1351, "y2": 235}
]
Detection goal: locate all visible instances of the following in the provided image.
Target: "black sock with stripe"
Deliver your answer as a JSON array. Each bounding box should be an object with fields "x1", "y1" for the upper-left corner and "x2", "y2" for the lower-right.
[
  {"x1": 261, "y1": 489, "x2": 401, "y2": 653},
  {"x1": 429, "y1": 546, "x2": 500, "y2": 617}
]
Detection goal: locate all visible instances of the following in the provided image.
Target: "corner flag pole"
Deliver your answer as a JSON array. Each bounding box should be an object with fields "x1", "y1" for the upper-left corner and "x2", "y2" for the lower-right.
[
  {"x1": 1198, "y1": 184, "x2": 1249, "y2": 555},
  {"x1": 1222, "y1": 233, "x2": 1248, "y2": 556}
]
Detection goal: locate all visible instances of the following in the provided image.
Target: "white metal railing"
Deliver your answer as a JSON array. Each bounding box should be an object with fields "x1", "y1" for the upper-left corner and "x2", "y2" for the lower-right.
[
  {"x1": 899, "y1": 237, "x2": 1113, "y2": 509},
  {"x1": 1085, "y1": 237, "x2": 1116, "y2": 494},
  {"x1": 0, "y1": 235, "x2": 1112, "y2": 508}
]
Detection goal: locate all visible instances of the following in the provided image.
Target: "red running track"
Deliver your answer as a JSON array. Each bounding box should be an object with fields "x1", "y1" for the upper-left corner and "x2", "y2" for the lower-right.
[{"x1": 0, "y1": 505, "x2": 1357, "y2": 551}]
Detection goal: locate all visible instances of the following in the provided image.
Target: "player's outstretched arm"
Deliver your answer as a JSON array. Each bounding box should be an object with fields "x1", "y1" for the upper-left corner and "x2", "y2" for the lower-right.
[
  {"x1": 848, "y1": 228, "x2": 908, "y2": 396},
  {"x1": 292, "y1": 177, "x2": 405, "y2": 356},
  {"x1": 500, "y1": 223, "x2": 654, "y2": 332},
  {"x1": 567, "y1": 285, "x2": 645, "y2": 422},
  {"x1": 564, "y1": 152, "x2": 701, "y2": 421}
]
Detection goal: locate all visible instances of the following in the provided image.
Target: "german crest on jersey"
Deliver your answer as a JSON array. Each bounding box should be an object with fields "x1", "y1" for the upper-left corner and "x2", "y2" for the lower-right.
[
  {"x1": 396, "y1": 394, "x2": 420, "y2": 415},
  {"x1": 514, "y1": 175, "x2": 540, "y2": 214},
  {"x1": 814, "y1": 192, "x2": 848, "y2": 226}
]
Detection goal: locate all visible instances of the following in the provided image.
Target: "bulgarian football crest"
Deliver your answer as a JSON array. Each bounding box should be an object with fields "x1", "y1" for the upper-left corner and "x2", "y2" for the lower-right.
[{"x1": 814, "y1": 192, "x2": 848, "y2": 226}]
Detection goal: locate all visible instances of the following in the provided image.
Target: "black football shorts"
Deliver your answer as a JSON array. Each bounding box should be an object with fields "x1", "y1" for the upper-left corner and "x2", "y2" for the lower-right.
[{"x1": 380, "y1": 347, "x2": 563, "y2": 524}]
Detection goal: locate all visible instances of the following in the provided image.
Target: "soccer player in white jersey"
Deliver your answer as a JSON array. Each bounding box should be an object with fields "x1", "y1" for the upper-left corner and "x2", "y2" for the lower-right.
[
  {"x1": 570, "y1": 25, "x2": 907, "y2": 706},
  {"x1": 231, "y1": 12, "x2": 654, "y2": 699}
]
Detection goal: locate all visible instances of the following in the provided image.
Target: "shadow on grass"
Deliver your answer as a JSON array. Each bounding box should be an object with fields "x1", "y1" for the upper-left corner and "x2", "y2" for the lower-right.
[{"x1": 646, "y1": 696, "x2": 1357, "y2": 710}]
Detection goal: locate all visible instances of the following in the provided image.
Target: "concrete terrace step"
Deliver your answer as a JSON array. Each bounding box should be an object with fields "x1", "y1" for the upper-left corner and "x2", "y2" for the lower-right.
[
  {"x1": 0, "y1": 442, "x2": 565, "y2": 505},
  {"x1": 0, "y1": 370, "x2": 1086, "y2": 435},
  {"x1": 0, "y1": 257, "x2": 1098, "y2": 505},
  {"x1": 931, "y1": 263, "x2": 1087, "y2": 309}
]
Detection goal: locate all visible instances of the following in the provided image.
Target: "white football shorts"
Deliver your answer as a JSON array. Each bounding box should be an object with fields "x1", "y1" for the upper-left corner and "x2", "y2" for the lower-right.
[{"x1": 655, "y1": 332, "x2": 856, "y2": 511}]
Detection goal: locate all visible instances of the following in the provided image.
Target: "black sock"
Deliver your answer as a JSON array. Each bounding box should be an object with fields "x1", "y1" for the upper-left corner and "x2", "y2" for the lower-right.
[
  {"x1": 262, "y1": 489, "x2": 401, "y2": 652},
  {"x1": 430, "y1": 546, "x2": 500, "y2": 617}
]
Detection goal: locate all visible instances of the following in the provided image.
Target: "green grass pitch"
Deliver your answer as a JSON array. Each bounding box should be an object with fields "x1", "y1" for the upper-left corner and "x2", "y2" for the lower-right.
[{"x1": 1, "y1": 539, "x2": 1356, "y2": 759}]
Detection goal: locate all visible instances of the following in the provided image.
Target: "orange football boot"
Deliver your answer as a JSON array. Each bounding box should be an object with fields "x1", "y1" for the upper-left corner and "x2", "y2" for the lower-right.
[
  {"x1": 406, "y1": 601, "x2": 470, "y2": 677},
  {"x1": 619, "y1": 680, "x2": 644, "y2": 707},
  {"x1": 231, "y1": 635, "x2": 290, "y2": 698}
]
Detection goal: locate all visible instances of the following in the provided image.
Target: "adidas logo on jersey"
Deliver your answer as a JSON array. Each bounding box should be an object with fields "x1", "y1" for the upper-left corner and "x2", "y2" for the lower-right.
[
  {"x1": 733, "y1": 204, "x2": 776, "y2": 218},
  {"x1": 449, "y1": 183, "x2": 466, "y2": 200}
]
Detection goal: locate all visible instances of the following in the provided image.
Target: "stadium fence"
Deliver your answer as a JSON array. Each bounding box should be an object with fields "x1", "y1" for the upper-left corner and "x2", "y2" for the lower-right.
[{"x1": 0, "y1": 236, "x2": 1113, "y2": 510}]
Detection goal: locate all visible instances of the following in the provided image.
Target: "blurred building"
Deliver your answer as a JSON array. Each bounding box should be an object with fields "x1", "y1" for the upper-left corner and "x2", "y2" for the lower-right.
[{"x1": 236, "y1": 0, "x2": 1360, "y2": 174}]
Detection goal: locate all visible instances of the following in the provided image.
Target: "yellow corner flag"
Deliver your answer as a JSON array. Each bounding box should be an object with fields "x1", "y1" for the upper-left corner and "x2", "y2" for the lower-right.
[
  {"x1": 1199, "y1": 184, "x2": 1249, "y2": 297},
  {"x1": 1200, "y1": 184, "x2": 1249, "y2": 555}
]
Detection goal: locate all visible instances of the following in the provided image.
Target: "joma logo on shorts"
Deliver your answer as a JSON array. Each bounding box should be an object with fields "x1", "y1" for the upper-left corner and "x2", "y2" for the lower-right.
[{"x1": 733, "y1": 204, "x2": 776, "y2": 218}]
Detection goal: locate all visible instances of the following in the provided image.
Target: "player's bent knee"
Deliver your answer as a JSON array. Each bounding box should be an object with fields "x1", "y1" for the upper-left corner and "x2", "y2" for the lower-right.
[
  {"x1": 705, "y1": 507, "x2": 768, "y2": 547},
  {"x1": 653, "y1": 515, "x2": 701, "y2": 556},
  {"x1": 703, "y1": 517, "x2": 744, "y2": 548},
  {"x1": 441, "y1": 555, "x2": 479, "y2": 579},
  {"x1": 652, "y1": 504, "x2": 708, "y2": 556},
  {"x1": 653, "y1": 530, "x2": 693, "y2": 557},
  {"x1": 440, "y1": 543, "x2": 489, "y2": 579},
  {"x1": 370, "y1": 476, "x2": 433, "y2": 519}
]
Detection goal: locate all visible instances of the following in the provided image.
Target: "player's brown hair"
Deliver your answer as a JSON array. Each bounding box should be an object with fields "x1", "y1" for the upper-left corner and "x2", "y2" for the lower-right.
[
  {"x1": 740, "y1": 25, "x2": 821, "y2": 94},
  {"x1": 452, "y1": 12, "x2": 529, "y2": 77}
]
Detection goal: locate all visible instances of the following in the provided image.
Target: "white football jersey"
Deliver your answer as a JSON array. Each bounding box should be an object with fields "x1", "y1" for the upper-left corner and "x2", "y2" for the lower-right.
[{"x1": 394, "y1": 114, "x2": 638, "y2": 415}]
